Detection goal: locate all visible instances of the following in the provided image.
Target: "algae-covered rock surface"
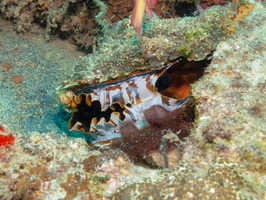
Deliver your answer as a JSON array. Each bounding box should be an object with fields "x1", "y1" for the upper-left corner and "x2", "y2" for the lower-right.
[
  {"x1": 0, "y1": 0, "x2": 266, "y2": 199},
  {"x1": 71, "y1": 3, "x2": 240, "y2": 84}
]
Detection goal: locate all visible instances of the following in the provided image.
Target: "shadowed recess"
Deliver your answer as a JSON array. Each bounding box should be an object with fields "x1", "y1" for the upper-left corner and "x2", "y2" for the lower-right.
[{"x1": 156, "y1": 56, "x2": 211, "y2": 99}]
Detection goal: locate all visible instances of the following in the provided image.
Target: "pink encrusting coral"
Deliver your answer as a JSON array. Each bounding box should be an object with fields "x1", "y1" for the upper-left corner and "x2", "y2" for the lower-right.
[
  {"x1": 130, "y1": 0, "x2": 156, "y2": 37},
  {"x1": 0, "y1": 125, "x2": 15, "y2": 147}
]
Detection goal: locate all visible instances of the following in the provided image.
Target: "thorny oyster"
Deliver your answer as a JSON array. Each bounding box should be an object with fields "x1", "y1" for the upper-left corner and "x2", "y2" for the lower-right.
[
  {"x1": 57, "y1": 56, "x2": 211, "y2": 143},
  {"x1": 56, "y1": 2, "x2": 254, "y2": 144}
]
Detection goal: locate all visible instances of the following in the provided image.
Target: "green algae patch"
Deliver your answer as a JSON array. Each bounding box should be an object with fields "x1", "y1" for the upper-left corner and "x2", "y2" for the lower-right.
[
  {"x1": 89, "y1": 172, "x2": 111, "y2": 184},
  {"x1": 177, "y1": 44, "x2": 194, "y2": 57}
]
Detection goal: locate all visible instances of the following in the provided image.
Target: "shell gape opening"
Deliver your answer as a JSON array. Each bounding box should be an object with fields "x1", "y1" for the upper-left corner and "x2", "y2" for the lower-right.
[
  {"x1": 70, "y1": 94, "x2": 126, "y2": 132},
  {"x1": 61, "y1": 54, "x2": 212, "y2": 142},
  {"x1": 156, "y1": 56, "x2": 212, "y2": 100}
]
